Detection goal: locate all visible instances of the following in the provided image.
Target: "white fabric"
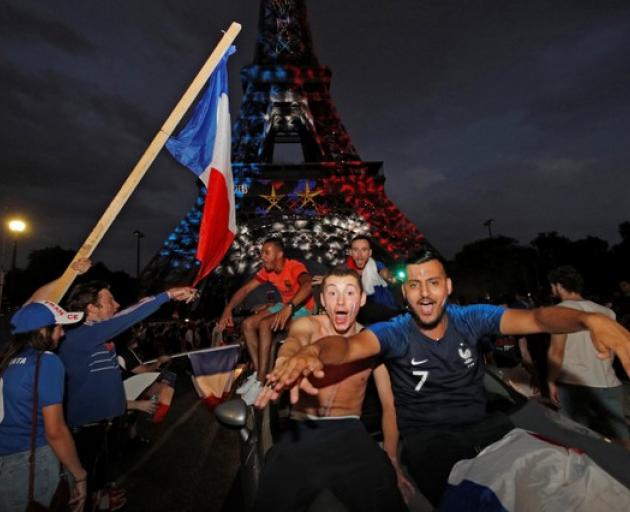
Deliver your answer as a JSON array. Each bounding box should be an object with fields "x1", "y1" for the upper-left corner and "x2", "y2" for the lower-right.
[
  {"x1": 198, "y1": 93, "x2": 236, "y2": 232},
  {"x1": 242, "y1": 379, "x2": 262, "y2": 406},
  {"x1": 123, "y1": 372, "x2": 160, "y2": 400},
  {"x1": 557, "y1": 300, "x2": 620, "y2": 388},
  {"x1": 448, "y1": 428, "x2": 630, "y2": 511},
  {"x1": 361, "y1": 258, "x2": 388, "y2": 296},
  {"x1": 236, "y1": 373, "x2": 258, "y2": 395}
]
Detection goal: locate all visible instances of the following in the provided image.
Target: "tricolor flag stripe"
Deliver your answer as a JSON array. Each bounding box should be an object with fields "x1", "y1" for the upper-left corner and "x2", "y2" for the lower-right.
[{"x1": 166, "y1": 45, "x2": 236, "y2": 284}]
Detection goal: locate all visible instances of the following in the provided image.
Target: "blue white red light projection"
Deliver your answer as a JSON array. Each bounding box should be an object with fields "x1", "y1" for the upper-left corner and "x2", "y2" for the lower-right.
[{"x1": 142, "y1": 0, "x2": 426, "y2": 290}]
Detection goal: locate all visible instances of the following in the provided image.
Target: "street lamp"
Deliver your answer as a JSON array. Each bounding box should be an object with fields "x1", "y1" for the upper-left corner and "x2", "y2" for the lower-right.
[
  {"x1": 483, "y1": 218, "x2": 495, "y2": 239},
  {"x1": 1, "y1": 217, "x2": 28, "y2": 309},
  {"x1": 8, "y1": 219, "x2": 27, "y2": 272}
]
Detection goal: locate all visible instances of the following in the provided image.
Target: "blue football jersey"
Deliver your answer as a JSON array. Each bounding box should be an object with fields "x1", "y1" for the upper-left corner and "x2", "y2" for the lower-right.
[{"x1": 369, "y1": 304, "x2": 505, "y2": 434}]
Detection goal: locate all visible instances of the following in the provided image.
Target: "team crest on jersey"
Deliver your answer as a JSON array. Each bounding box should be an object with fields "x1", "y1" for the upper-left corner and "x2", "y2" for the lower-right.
[{"x1": 458, "y1": 343, "x2": 475, "y2": 368}]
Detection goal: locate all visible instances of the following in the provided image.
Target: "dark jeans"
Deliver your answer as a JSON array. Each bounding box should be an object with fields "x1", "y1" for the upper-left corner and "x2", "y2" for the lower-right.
[
  {"x1": 557, "y1": 383, "x2": 629, "y2": 439},
  {"x1": 402, "y1": 412, "x2": 514, "y2": 506},
  {"x1": 72, "y1": 422, "x2": 112, "y2": 498},
  {"x1": 255, "y1": 418, "x2": 406, "y2": 512}
]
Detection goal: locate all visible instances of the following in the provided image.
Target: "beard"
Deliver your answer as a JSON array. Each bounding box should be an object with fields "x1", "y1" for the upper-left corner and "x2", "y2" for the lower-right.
[{"x1": 409, "y1": 302, "x2": 447, "y2": 331}]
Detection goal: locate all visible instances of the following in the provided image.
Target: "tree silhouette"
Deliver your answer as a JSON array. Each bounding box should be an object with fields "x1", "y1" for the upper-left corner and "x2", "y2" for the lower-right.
[
  {"x1": 3, "y1": 246, "x2": 138, "y2": 309},
  {"x1": 451, "y1": 236, "x2": 538, "y2": 301}
]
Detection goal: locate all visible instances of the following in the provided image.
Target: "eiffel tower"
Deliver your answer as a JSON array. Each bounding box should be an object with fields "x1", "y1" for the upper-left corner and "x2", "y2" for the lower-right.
[{"x1": 142, "y1": 0, "x2": 427, "y2": 298}]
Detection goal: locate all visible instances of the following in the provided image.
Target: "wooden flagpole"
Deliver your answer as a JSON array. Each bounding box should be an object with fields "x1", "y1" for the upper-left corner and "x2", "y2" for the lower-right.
[{"x1": 46, "y1": 22, "x2": 242, "y2": 303}]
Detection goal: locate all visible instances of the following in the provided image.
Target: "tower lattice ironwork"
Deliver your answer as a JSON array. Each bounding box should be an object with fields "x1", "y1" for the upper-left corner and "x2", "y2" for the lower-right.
[{"x1": 142, "y1": 0, "x2": 428, "y2": 299}]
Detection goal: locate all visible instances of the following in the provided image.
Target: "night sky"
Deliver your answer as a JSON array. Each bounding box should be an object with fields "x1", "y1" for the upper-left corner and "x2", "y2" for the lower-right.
[{"x1": 2, "y1": 0, "x2": 630, "y2": 275}]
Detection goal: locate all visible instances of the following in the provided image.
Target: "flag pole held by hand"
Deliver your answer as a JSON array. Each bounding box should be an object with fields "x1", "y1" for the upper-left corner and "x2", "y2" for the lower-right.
[{"x1": 46, "y1": 22, "x2": 242, "y2": 303}]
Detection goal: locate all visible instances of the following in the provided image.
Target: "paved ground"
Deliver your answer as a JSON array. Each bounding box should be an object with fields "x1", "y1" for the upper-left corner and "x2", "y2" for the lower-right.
[{"x1": 112, "y1": 359, "x2": 242, "y2": 512}]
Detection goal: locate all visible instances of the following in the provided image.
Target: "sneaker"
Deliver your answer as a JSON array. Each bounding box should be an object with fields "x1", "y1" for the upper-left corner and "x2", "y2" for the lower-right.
[
  {"x1": 242, "y1": 379, "x2": 263, "y2": 406},
  {"x1": 236, "y1": 373, "x2": 257, "y2": 395}
]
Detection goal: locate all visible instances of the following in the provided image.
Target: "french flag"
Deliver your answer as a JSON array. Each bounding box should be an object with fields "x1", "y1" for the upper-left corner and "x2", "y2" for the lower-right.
[
  {"x1": 188, "y1": 345, "x2": 241, "y2": 410},
  {"x1": 166, "y1": 46, "x2": 236, "y2": 284}
]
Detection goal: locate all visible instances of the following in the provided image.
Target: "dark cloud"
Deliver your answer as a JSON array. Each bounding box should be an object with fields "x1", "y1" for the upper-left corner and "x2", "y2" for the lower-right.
[
  {"x1": 1, "y1": 2, "x2": 96, "y2": 55},
  {"x1": 1, "y1": 0, "x2": 630, "y2": 274}
]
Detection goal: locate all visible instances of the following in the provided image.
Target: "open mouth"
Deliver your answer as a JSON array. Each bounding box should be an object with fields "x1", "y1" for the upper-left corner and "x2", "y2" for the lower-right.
[
  {"x1": 334, "y1": 310, "x2": 349, "y2": 324},
  {"x1": 418, "y1": 301, "x2": 435, "y2": 317}
]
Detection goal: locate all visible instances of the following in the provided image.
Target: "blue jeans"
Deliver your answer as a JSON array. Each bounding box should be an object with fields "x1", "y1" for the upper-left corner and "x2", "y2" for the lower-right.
[
  {"x1": 0, "y1": 444, "x2": 60, "y2": 512},
  {"x1": 557, "y1": 383, "x2": 629, "y2": 439}
]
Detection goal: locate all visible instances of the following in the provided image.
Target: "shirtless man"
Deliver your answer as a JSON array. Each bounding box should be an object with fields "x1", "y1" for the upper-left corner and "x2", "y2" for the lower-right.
[{"x1": 253, "y1": 267, "x2": 408, "y2": 512}]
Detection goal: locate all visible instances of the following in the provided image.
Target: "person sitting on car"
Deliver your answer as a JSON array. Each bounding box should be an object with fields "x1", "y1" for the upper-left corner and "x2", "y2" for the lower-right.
[
  {"x1": 260, "y1": 248, "x2": 630, "y2": 506},
  {"x1": 252, "y1": 267, "x2": 408, "y2": 512},
  {"x1": 218, "y1": 238, "x2": 314, "y2": 404}
]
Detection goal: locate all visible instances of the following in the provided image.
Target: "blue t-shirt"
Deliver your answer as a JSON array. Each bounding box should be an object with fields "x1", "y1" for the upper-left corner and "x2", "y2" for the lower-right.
[
  {"x1": 368, "y1": 304, "x2": 505, "y2": 435},
  {"x1": 58, "y1": 293, "x2": 169, "y2": 427},
  {"x1": 0, "y1": 347, "x2": 65, "y2": 455}
]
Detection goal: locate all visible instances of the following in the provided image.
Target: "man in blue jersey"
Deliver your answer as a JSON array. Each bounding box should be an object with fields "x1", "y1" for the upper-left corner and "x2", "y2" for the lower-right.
[
  {"x1": 58, "y1": 279, "x2": 197, "y2": 509},
  {"x1": 259, "y1": 248, "x2": 630, "y2": 506}
]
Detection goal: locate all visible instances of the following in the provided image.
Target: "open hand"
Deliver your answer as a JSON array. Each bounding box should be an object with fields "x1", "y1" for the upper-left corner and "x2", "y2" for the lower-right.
[
  {"x1": 254, "y1": 375, "x2": 320, "y2": 408},
  {"x1": 167, "y1": 287, "x2": 199, "y2": 303},
  {"x1": 586, "y1": 314, "x2": 630, "y2": 377},
  {"x1": 264, "y1": 346, "x2": 324, "y2": 395}
]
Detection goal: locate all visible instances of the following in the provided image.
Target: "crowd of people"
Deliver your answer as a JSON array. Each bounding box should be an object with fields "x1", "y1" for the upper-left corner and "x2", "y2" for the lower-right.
[
  {"x1": 1, "y1": 235, "x2": 630, "y2": 511},
  {"x1": 0, "y1": 259, "x2": 197, "y2": 511},
  {"x1": 250, "y1": 242, "x2": 630, "y2": 509}
]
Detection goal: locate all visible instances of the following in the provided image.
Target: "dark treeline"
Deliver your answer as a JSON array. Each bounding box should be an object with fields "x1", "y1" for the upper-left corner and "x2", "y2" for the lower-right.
[
  {"x1": 450, "y1": 221, "x2": 630, "y2": 304},
  {"x1": 2, "y1": 246, "x2": 138, "y2": 310},
  {"x1": 3, "y1": 221, "x2": 629, "y2": 312}
]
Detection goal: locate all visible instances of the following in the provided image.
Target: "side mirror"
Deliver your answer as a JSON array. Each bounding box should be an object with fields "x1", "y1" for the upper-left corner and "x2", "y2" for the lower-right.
[{"x1": 215, "y1": 398, "x2": 248, "y2": 428}]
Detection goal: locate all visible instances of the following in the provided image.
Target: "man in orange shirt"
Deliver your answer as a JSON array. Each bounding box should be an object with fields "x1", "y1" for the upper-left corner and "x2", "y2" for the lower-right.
[{"x1": 218, "y1": 238, "x2": 313, "y2": 403}]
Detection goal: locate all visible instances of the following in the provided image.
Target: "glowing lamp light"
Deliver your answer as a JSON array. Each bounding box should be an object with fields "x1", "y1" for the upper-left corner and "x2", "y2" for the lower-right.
[
  {"x1": 8, "y1": 219, "x2": 27, "y2": 233},
  {"x1": 396, "y1": 269, "x2": 407, "y2": 282}
]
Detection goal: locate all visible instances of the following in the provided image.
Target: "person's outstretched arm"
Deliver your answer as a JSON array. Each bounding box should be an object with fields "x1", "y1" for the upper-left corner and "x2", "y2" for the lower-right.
[
  {"x1": 218, "y1": 279, "x2": 261, "y2": 329},
  {"x1": 257, "y1": 329, "x2": 381, "y2": 407},
  {"x1": 75, "y1": 287, "x2": 197, "y2": 348},
  {"x1": 501, "y1": 306, "x2": 630, "y2": 376}
]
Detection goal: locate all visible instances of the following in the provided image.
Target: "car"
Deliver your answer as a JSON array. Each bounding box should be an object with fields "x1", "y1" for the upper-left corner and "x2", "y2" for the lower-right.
[{"x1": 216, "y1": 365, "x2": 630, "y2": 511}]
